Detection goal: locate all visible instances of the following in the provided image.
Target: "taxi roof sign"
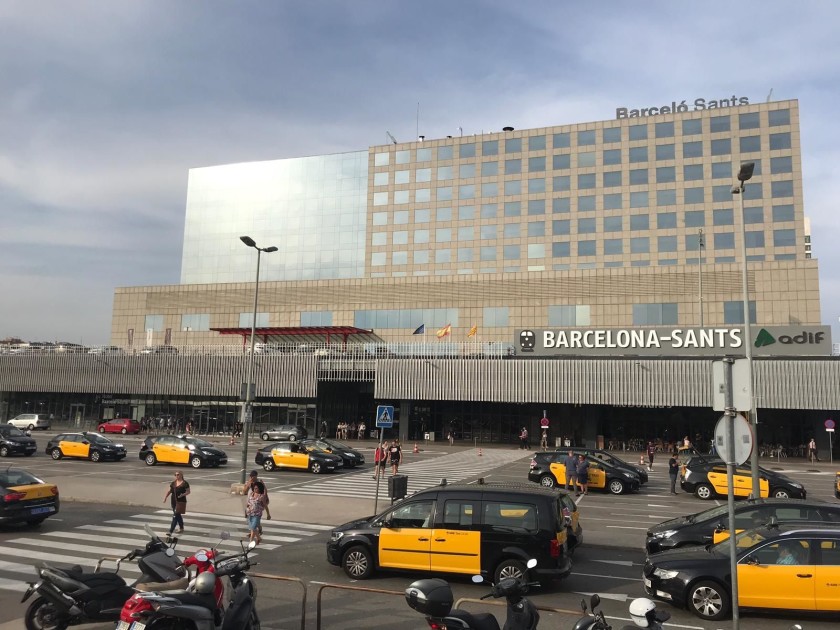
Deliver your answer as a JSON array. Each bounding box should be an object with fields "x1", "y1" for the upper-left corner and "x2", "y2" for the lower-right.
[{"x1": 376, "y1": 405, "x2": 394, "y2": 428}]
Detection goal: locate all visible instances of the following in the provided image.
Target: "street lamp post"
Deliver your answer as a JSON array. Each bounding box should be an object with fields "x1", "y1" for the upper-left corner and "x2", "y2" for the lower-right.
[
  {"x1": 732, "y1": 161, "x2": 761, "y2": 492},
  {"x1": 239, "y1": 236, "x2": 278, "y2": 484},
  {"x1": 698, "y1": 228, "x2": 705, "y2": 327}
]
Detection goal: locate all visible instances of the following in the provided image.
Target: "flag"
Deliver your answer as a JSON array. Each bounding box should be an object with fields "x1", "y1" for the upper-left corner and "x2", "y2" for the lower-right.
[
  {"x1": 412, "y1": 324, "x2": 425, "y2": 335},
  {"x1": 467, "y1": 325, "x2": 478, "y2": 338},
  {"x1": 436, "y1": 323, "x2": 451, "y2": 339}
]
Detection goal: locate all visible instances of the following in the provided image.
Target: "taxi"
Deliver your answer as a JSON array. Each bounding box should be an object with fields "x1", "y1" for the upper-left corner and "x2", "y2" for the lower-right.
[
  {"x1": 528, "y1": 451, "x2": 641, "y2": 494},
  {"x1": 45, "y1": 432, "x2": 127, "y2": 462},
  {"x1": 0, "y1": 468, "x2": 59, "y2": 525},
  {"x1": 255, "y1": 441, "x2": 343, "y2": 474},
  {"x1": 138, "y1": 435, "x2": 228, "y2": 468},
  {"x1": 681, "y1": 458, "x2": 805, "y2": 500},
  {"x1": 643, "y1": 522, "x2": 840, "y2": 620},
  {"x1": 327, "y1": 482, "x2": 573, "y2": 584}
]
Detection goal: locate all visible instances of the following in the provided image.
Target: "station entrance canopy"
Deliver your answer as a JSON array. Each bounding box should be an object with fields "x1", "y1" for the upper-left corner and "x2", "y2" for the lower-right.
[{"x1": 210, "y1": 326, "x2": 384, "y2": 348}]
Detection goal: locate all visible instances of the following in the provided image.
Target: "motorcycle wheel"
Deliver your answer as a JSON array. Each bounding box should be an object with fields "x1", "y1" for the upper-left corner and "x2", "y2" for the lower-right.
[{"x1": 24, "y1": 596, "x2": 69, "y2": 630}]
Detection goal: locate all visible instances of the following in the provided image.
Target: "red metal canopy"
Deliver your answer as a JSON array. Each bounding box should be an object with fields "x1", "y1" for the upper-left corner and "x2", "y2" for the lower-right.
[{"x1": 210, "y1": 326, "x2": 379, "y2": 346}]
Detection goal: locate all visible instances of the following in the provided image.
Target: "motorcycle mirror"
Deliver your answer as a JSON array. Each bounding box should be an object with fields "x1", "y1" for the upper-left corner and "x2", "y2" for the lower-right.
[
  {"x1": 590, "y1": 594, "x2": 600, "y2": 610},
  {"x1": 247, "y1": 540, "x2": 257, "y2": 550},
  {"x1": 195, "y1": 552, "x2": 209, "y2": 562},
  {"x1": 580, "y1": 598, "x2": 587, "y2": 613},
  {"x1": 144, "y1": 524, "x2": 159, "y2": 541},
  {"x1": 526, "y1": 559, "x2": 537, "y2": 569},
  {"x1": 165, "y1": 548, "x2": 175, "y2": 557},
  {"x1": 220, "y1": 531, "x2": 231, "y2": 541},
  {"x1": 471, "y1": 575, "x2": 484, "y2": 584}
]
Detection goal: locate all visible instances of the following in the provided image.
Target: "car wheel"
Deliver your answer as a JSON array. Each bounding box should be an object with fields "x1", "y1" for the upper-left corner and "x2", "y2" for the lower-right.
[
  {"x1": 609, "y1": 479, "x2": 625, "y2": 495},
  {"x1": 51, "y1": 448, "x2": 62, "y2": 460},
  {"x1": 260, "y1": 433, "x2": 270, "y2": 441},
  {"x1": 190, "y1": 456, "x2": 203, "y2": 468},
  {"x1": 288, "y1": 435, "x2": 297, "y2": 442},
  {"x1": 342, "y1": 545, "x2": 373, "y2": 579},
  {"x1": 262, "y1": 459, "x2": 275, "y2": 472},
  {"x1": 688, "y1": 580, "x2": 730, "y2": 621},
  {"x1": 0, "y1": 446, "x2": 8, "y2": 457},
  {"x1": 90, "y1": 450, "x2": 101, "y2": 462},
  {"x1": 144, "y1": 453, "x2": 157, "y2": 466},
  {"x1": 494, "y1": 559, "x2": 527, "y2": 584},
  {"x1": 539, "y1": 474, "x2": 556, "y2": 488},
  {"x1": 310, "y1": 461, "x2": 322, "y2": 474},
  {"x1": 695, "y1": 483, "x2": 714, "y2": 500},
  {"x1": 98, "y1": 427, "x2": 105, "y2": 433},
  {"x1": 121, "y1": 428, "x2": 127, "y2": 435},
  {"x1": 27, "y1": 424, "x2": 35, "y2": 431},
  {"x1": 771, "y1": 487, "x2": 790, "y2": 499}
]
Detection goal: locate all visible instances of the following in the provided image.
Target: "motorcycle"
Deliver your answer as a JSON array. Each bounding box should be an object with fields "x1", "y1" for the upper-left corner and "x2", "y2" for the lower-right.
[
  {"x1": 22, "y1": 524, "x2": 186, "y2": 630},
  {"x1": 405, "y1": 558, "x2": 539, "y2": 630},
  {"x1": 118, "y1": 532, "x2": 260, "y2": 630},
  {"x1": 572, "y1": 594, "x2": 670, "y2": 630}
]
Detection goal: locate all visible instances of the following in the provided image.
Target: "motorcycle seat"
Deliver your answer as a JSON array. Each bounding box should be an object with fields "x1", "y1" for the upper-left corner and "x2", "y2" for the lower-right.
[
  {"x1": 446, "y1": 610, "x2": 501, "y2": 630},
  {"x1": 159, "y1": 590, "x2": 218, "y2": 611},
  {"x1": 135, "y1": 577, "x2": 190, "y2": 592}
]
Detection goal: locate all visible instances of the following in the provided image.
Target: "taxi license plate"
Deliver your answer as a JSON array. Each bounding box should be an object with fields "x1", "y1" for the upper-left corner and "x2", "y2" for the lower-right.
[{"x1": 30, "y1": 506, "x2": 55, "y2": 515}]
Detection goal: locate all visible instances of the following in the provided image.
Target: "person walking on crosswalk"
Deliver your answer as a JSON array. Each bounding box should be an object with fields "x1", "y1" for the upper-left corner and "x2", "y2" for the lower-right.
[
  {"x1": 245, "y1": 481, "x2": 268, "y2": 546},
  {"x1": 389, "y1": 439, "x2": 403, "y2": 475},
  {"x1": 163, "y1": 472, "x2": 190, "y2": 537},
  {"x1": 245, "y1": 470, "x2": 271, "y2": 535},
  {"x1": 373, "y1": 442, "x2": 388, "y2": 480}
]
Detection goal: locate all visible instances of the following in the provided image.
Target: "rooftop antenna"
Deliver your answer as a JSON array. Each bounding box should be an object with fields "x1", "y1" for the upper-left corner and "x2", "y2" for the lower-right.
[
  {"x1": 386, "y1": 131, "x2": 397, "y2": 145},
  {"x1": 416, "y1": 102, "x2": 420, "y2": 141},
  {"x1": 766, "y1": 88, "x2": 773, "y2": 102},
  {"x1": 458, "y1": 126, "x2": 463, "y2": 137}
]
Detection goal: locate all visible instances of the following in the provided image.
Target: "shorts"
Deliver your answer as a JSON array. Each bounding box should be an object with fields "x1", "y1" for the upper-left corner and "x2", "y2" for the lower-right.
[
  {"x1": 377, "y1": 460, "x2": 387, "y2": 468},
  {"x1": 247, "y1": 515, "x2": 262, "y2": 531}
]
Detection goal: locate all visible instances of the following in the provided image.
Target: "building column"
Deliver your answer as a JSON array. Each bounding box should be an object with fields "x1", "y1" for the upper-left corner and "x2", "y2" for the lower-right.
[{"x1": 399, "y1": 400, "x2": 411, "y2": 442}]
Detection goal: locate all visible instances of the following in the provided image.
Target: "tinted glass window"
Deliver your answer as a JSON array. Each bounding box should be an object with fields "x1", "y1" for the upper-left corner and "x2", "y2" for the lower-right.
[
  {"x1": 657, "y1": 189, "x2": 676, "y2": 206},
  {"x1": 768, "y1": 109, "x2": 790, "y2": 126},
  {"x1": 658, "y1": 235, "x2": 677, "y2": 252},
  {"x1": 604, "y1": 216, "x2": 623, "y2": 232},
  {"x1": 656, "y1": 144, "x2": 675, "y2": 160},
  {"x1": 529, "y1": 135, "x2": 546, "y2": 151},
  {"x1": 714, "y1": 209, "x2": 734, "y2": 225},
  {"x1": 683, "y1": 141, "x2": 703, "y2": 158},
  {"x1": 683, "y1": 119, "x2": 702, "y2": 135},
  {"x1": 553, "y1": 132, "x2": 570, "y2": 148},
  {"x1": 710, "y1": 115, "x2": 730, "y2": 133},
  {"x1": 438, "y1": 146, "x2": 453, "y2": 160},
  {"x1": 505, "y1": 138, "x2": 522, "y2": 153},
  {"x1": 482, "y1": 140, "x2": 498, "y2": 156},
  {"x1": 505, "y1": 159, "x2": 521, "y2": 175},
  {"x1": 656, "y1": 166, "x2": 675, "y2": 183},
  {"x1": 460, "y1": 143, "x2": 476, "y2": 158},
  {"x1": 529, "y1": 156, "x2": 546, "y2": 172},
  {"x1": 685, "y1": 211, "x2": 705, "y2": 227},
  {"x1": 657, "y1": 212, "x2": 677, "y2": 229},
  {"x1": 603, "y1": 171, "x2": 622, "y2": 187},
  {"x1": 578, "y1": 173, "x2": 596, "y2": 189},
  {"x1": 630, "y1": 214, "x2": 649, "y2": 230},
  {"x1": 771, "y1": 156, "x2": 793, "y2": 174},
  {"x1": 770, "y1": 132, "x2": 791, "y2": 150},
  {"x1": 604, "y1": 239, "x2": 623, "y2": 255},
  {"x1": 739, "y1": 112, "x2": 760, "y2": 130},
  {"x1": 772, "y1": 204, "x2": 795, "y2": 222},
  {"x1": 578, "y1": 195, "x2": 596, "y2": 212},
  {"x1": 655, "y1": 121, "x2": 674, "y2": 138},
  {"x1": 684, "y1": 164, "x2": 704, "y2": 181},
  {"x1": 603, "y1": 149, "x2": 621, "y2": 165},
  {"x1": 553, "y1": 154, "x2": 571, "y2": 170},
  {"x1": 553, "y1": 197, "x2": 571, "y2": 213},
  {"x1": 772, "y1": 180, "x2": 794, "y2": 198},
  {"x1": 630, "y1": 192, "x2": 648, "y2": 208},
  {"x1": 712, "y1": 162, "x2": 731, "y2": 179},
  {"x1": 629, "y1": 124, "x2": 647, "y2": 141},
  {"x1": 685, "y1": 187, "x2": 704, "y2": 204},
  {"x1": 603, "y1": 127, "x2": 621, "y2": 143},
  {"x1": 629, "y1": 169, "x2": 648, "y2": 185},
  {"x1": 389, "y1": 501, "x2": 434, "y2": 528},
  {"x1": 443, "y1": 501, "x2": 476, "y2": 528},
  {"x1": 629, "y1": 147, "x2": 648, "y2": 163},
  {"x1": 740, "y1": 136, "x2": 761, "y2": 153},
  {"x1": 604, "y1": 193, "x2": 622, "y2": 210},
  {"x1": 711, "y1": 138, "x2": 731, "y2": 156},
  {"x1": 578, "y1": 130, "x2": 596, "y2": 146}
]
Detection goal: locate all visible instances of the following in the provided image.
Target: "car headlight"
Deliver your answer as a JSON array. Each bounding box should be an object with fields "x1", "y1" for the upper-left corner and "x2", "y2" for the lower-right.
[
  {"x1": 623, "y1": 472, "x2": 636, "y2": 479},
  {"x1": 789, "y1": 483, "x2": 803, "y2": 489},
  {"x1": 329, "y1": 532, "x2": 344, "y2": 542},
  {"x1": 653, "y1": 530, "x2": 677, "y2": 539},
  {"x1": 653, "y1": 567, "x2": 679, "y2": 579},
  {"x1": 201, "y1": 450, "x2": 215, "y2": 455},
  {"x1": 346, "y1": 453, "x2": 356, "y2": 458}
]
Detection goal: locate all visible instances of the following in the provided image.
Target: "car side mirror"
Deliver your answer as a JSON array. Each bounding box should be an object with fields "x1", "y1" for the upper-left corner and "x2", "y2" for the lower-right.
[
  {"x1": 745, "y1": 555, "x2": 760, "y2": 565},
  {"x1": 25, "y1": 431, "x2": 31, "y2": 437}
]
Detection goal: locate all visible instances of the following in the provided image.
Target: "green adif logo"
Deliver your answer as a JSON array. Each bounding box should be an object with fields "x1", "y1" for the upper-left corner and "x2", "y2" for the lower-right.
[{"x1": 754, "y1": 329, "x2": 776, "y2": 347}]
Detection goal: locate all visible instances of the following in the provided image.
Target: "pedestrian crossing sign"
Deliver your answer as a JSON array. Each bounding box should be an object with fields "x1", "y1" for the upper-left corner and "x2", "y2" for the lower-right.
[{"x1": 376, "y1": 405, "x2": 394, "y2": 428}]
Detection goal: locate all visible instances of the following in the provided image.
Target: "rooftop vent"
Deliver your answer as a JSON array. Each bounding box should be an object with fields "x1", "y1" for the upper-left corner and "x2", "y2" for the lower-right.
[
  {"x1": 502, "y1": 126, "x2": 514, "y2": 132},
  {"x1": 418, "y1": 135, "x2": 425, "y2": 142}
]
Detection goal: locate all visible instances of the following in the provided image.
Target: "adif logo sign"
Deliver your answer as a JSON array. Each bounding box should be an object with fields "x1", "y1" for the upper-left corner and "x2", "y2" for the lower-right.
[{"x1": 754, "y1": 329, "x2": 825, "y2": 347}]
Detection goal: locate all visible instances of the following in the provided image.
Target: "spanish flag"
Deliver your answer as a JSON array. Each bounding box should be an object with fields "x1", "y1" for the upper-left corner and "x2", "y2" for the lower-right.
[
  {"x1": 467, "y1": 325, "x2": 478, "y2": 338},
  {"x1": 436, "y1": 323, "x2": 452, "y2": 339}
]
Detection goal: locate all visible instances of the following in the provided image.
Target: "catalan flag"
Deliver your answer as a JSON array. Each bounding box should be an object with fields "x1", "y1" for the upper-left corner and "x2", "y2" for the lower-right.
[
  {"x1": 412, "y1": 324, "x2": 425, "y2": 335},
  {"x1": 436, "y1": 323, "x2": 452, "y2": 339},
  {"x1": 467, "y1": 325, "x2": 478, "y2": 338}
]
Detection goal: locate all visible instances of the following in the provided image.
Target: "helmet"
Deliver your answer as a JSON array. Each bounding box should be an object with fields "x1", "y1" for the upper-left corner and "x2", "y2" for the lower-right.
[
  {"x1": 628, "y1": 598, "x2": 657, "y2": 628},
  {"x1": 194, "y1": 571, "x2": 217, "y2": 594}
]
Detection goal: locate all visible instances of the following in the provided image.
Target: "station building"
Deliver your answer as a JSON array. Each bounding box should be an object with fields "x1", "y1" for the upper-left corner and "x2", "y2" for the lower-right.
[{"x1": 2, "y1": 97, "x2": 838, "y2": 453}]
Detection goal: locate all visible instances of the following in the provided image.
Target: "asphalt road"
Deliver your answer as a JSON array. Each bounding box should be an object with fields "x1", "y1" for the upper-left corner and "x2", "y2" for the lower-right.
[{"x1": 2, "y1": 436, "x2": 839, "y2": 629}]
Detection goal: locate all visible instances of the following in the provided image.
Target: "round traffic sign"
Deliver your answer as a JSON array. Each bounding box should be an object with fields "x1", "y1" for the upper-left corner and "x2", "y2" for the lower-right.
[
  {"x1": 714, "y1": 413, "x2": 754, "y2": 465},
  {"x1": 540, "y1": 417, "x2": 549, "y2": 428},
  {"x1": 826, "y1": 419, "x2": 836, "y2": 430}
]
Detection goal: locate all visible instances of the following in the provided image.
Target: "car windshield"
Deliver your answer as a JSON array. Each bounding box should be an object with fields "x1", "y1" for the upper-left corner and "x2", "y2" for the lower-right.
[
  {"x1": 691, "y1": 504, "x2": 733, "y2": 523},
  {"x1": 0, "y1": 425, "x2": 26, "y2": 437},
  {"x1": 0, "y1": 469, "x2": 43, "y2": 487},
  {"x1": 87, "y1": 434, "x2": 110, "y2": 444},
  {"x1": 184, "y1": 437, "x2": 212, "y2": 448},
  {"x1": 712, "y1": 527, "x2": 767, "y2": 555},
  {"x1": 322, "y1": 439, "x2": 349, "y2": 449}
]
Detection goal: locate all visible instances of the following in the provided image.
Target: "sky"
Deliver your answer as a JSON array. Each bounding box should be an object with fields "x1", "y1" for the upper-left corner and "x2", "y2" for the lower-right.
[{"x1": 2, "y1": 1, "x2": 840, "y2": 345}]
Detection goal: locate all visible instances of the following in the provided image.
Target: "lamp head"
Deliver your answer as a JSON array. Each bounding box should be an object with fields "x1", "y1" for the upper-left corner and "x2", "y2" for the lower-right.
[
  {"x1": 240, "y1": 236, "x2": 256, "y2": 248},
  {"x1": 264, "y1": 246, "x2": 279, "y2": 253},
  {"x1": 737, "y1": 161, "x2": 755, "y2": 182}
]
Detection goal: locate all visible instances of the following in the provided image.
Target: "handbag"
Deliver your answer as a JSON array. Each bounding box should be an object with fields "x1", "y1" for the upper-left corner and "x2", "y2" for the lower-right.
[{"x1": 175, "y1": 501, "x2": 187, "y2": 515}]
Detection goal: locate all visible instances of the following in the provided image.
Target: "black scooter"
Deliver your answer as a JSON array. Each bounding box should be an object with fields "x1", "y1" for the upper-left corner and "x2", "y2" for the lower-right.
[
  {"x1": 21, "y1": 524, "x2": 185, "y2": 630},
  {"x1": 406, "y1": 559, "x2": 540, "y2": 630}
]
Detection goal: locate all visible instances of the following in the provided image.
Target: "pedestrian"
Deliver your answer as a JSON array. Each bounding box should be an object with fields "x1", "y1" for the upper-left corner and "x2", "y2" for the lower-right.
[
  {"x1": 447, "y1": 430, "x2": 454, "y2": 446},
  {"x1": 245, "y1": 480, "x2": 267, "y2": 545},
  {"x1": 163, "y1": 471, "x2": 190, "y2": 537},
  {"x1": 563, "y1": 450, "x2": 578, "y2": 492},
  {"x1": 389, "y1": 439, "x2": 402, "y2": 475},
  {"x1": 320, "y1": 420, "x2": 327, "y2": 438},
  {"x1": 668, "y1": 452, "x2": 679, "y2": 494},
  {"x1": 373, "y1": 442, "x2": 388, "y2": 479},
  {"x1": 519, "y1": 426, "x2": 529, "y2": 450},
  {"x1": 647, "y1": 441, "x2": 656, "y2": 471},
  {"x1": 540, "y1": 428, "x2": 548, "y2": 450},
  {"x1": 683, "y1": 435, "x2": 691, "y2": 448},
  {"x1": 358, "y1": 421, "x2": 366, "y2": 440},
  {"x1": 244, "y1": 469, "x2": 271, "y2": 534},
  {"x1": 808, "y1": 437, "x2": 819, "y2": 462},
  {"x1": 349, "y1": 422, "x2": 356, "y2": 441},
  {"x1": 335, "y1": 421, "x2": 342, "y2": 440},
  {"x1": 575, "y1": 454, "x2": 589, "y2": 496}
]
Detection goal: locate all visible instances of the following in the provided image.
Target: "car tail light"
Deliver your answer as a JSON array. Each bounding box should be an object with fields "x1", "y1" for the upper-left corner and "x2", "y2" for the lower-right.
[
  {"x1": 427, "y1": 622, "x2": 448, "y2": 630},
  {"x1": 2, "y1": 492, "x2": 27, "y2": 503},
  {"x1": 550, "y1": 538, "x2": 561, "y2": 558}
]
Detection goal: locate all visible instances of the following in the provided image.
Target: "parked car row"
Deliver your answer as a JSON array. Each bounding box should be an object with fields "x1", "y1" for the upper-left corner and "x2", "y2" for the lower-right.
[
  {"x1": 528, "y1": 448, "x2": 644, "y2": 494},
  {"x1": 0, "y1": 343, "x2": 178, "y2": 355}
]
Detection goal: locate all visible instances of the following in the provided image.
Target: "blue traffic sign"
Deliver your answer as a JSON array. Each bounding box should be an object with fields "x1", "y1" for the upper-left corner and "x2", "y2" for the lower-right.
[{"x1": 376, "y1": 405, "x2": 394, "y2": 428}]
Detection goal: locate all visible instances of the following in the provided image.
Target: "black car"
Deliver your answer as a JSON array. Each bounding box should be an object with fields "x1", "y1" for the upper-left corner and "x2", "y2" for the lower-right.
[
  {"x1": 681, "y1": 456, "x2": 806, "y2": 500},
  {"x1": 0, "y1": 424, "x2": 37, "y2": 457},
  {"x1": 528, "y1": 451, "x2": 641, "y2": 494},
  {"x1": 646, "y1": 498, "x2": 840, "y2": 554},
  {"x1": 560, "y1": 447, "x2": 649, "y2": 484},
  {"x1": 0, "y1": 468, "x2": 60, "y2": 525},
  {"x1": 259, "y1": 424, "x2": 308, "y2": 442},
  {"x1": 643, "y1": 522, "x2": 840, "y2": 620},
  {"x1": 46, "y1": 432, "x2": 127, "y2": 462},
  {"x1": 300, "y1": 438, "x2": 365, "y2": 467}
]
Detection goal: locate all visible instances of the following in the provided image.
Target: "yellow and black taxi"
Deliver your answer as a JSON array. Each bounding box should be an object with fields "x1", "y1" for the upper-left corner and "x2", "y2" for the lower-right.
[
  {"x1": 680, "y1": 456, "x2": 805, "y2": 500},
  {"x1": 563, "y1": 447, "x2": 649, "y2": 484},
  {"x1": 46, "y1": 432, "x2": 127, "y2": 462},
  {"x1": 643, "y1": 522, "x2": 840, "y2": 620},
  {"x1": 0, "y1": 424, "x2": 37, "y2": 457},
  {"x1": 255, "y1": 441, "x2": 343, "y2": 474},
  {"x1": 0, "y1": 468, "x2": 59, "y2": 526},
  {"x1": 300, "y1": 438, "x2": 365, "y2": 468},
  {"x1": 646, "y1": 498, "x2": 840, "y2": 554},
  {"x1": 138, "y1": 435, "x2": 228, "y2": 468},
  {"x1": 528, "y1": 451, "x2": 641, "y2": 494},
  {"x1": 327, "y1": 482, "x2": 574, "y2": 584}
]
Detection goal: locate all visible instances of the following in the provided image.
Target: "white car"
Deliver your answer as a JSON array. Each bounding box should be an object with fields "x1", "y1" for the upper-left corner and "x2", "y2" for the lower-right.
[{"x1": 8, "y1": 414, "x2": 51, "y2": 431}]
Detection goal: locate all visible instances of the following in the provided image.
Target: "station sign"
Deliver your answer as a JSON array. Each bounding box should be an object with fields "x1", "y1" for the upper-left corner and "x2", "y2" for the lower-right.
[{"x1": 516, "y1": 326, "x2": 832, "y2": 357}]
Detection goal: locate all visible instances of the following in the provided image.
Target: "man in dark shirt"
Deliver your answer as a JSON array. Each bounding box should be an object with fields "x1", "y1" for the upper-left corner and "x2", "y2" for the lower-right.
[
  {"x1": 668, "y1": 453, "x2": 679, "y2": 494},
  {"x1": 563, "y1": 450, "x2": 578, "y2": 492},
  {"x1": 647, "y1": 441, "x2": 656, "y2": 471}
]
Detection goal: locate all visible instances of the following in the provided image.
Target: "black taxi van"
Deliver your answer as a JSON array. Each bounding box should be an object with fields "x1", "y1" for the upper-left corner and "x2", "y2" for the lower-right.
[{"x1": 327, "y1": 482, "x2": 573, "y2": 584}]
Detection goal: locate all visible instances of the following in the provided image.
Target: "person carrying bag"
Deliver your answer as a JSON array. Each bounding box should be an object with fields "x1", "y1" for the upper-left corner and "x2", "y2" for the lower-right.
[{"x1": 163, "y1": 472, "x2": 190, "y2": 537}]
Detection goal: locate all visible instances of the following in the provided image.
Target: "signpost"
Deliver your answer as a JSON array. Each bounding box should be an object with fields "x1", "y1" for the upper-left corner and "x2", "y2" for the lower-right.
[
  {"x1": 827, "y1": 419, "x2": 835, "y2": 464},
  {"x1": 373, "y1": 405, "x2": 395, "y2": 513}
]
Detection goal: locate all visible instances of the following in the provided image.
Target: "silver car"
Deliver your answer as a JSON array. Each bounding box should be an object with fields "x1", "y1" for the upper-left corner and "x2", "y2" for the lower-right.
[
  {"x1": 8, "y1": 414, "x2": 51, "y2": 431},
  {"x1": 259, "y1": 424, "x2": 308, "y2": 442}
]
